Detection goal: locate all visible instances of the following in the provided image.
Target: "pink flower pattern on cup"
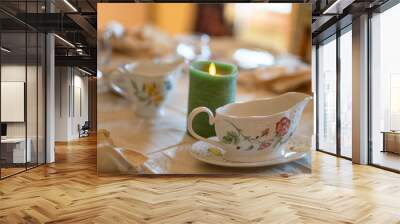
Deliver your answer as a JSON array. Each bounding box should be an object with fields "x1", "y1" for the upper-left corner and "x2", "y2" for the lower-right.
[
  {"x1": 222, "y1": 117, "x2": 293, "y2": 152},
  {"x1": 275, "y1": 117, "x2": 291, "y2": 137},
  {"x1": 257, "y1": 141, "x2": 271, "y2": 150}
]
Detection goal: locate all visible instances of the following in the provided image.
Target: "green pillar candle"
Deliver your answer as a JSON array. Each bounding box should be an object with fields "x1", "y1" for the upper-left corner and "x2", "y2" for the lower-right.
[{"x1": 188, "y1": 60, "x2": 238, "y2": 138}]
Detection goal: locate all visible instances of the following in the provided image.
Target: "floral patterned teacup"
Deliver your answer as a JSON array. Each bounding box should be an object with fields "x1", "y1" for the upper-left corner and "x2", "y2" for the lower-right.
[
  {"x1": 188, "y1": 92, "x2": 312, "y2": 162},
  {"x1": 109, "y1": 57, "x2": 184, "y2": 117}
]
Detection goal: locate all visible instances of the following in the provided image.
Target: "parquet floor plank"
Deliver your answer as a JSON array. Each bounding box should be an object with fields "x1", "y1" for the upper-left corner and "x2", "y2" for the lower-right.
[{"x1": 1, "y1": 136, "x2": 400, "y2": 223}]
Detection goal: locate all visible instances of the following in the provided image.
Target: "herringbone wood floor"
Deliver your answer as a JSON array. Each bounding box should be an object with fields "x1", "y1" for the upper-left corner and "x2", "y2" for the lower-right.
[{"x1": 1, "y1": 135, "x2": 400, "y2": 224}]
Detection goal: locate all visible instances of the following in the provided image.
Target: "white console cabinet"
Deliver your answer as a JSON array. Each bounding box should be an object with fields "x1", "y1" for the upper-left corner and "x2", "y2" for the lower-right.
[{"x1": 1, "y1": 138, "x2": 32, "y2": 163}]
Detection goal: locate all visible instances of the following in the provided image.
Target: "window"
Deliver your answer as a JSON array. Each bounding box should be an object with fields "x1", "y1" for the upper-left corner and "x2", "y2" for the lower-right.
[
  {"x1": 339, "y1": 28, "x2": 352, "y2": 158},
  {"x1": 370, "y1": 2, "x2": 400, "y2": 171},
  {"x1": 317, "y1": 36, "x2": 337, "y2": 154},
  {"x1": 0, "y1": 1, "x2": 46, "y2": 179},
  {"x1": 315, "y1": 24, "x2": 353, "y2": 159}
]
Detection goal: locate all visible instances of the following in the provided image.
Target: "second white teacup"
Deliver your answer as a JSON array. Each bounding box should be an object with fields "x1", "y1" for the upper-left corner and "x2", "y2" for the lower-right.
[{"x1": 109, "y1": 58, "x2": 184, "y2": 117}]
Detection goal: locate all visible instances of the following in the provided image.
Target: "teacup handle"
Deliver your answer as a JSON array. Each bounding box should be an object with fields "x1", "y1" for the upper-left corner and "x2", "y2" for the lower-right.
[
  {"x1": 108, "y1": 69, "x2": 134, "y2": 101},
  {"x1": 187, "y1": 107, "x2": 225, "y2": 149}
]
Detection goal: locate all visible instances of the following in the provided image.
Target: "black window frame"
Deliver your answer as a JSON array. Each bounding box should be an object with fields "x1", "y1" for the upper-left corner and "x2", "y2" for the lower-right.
[
  {"x1": 314, "y1": 20, "x2": 353, "y2": 161},
  {"x1": 0, "y1": 0, "x2": 47, "y2": 180}
]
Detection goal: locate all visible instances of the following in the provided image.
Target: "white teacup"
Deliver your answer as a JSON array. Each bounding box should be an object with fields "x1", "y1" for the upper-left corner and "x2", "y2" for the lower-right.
[
  {"x1": 109, "y1": 57, "x2": 184, "y2": 117},
  {"x1": 188, "y1": 92, "x2": 312, "y2": 162}
]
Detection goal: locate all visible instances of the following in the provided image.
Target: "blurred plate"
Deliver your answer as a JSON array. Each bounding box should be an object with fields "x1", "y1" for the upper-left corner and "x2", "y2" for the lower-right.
[{"x1": 232, "y1": 48, "x2": 274, "y2": 70}]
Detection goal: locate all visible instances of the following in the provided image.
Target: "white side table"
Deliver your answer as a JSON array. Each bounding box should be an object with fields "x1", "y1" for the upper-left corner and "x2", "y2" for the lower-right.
[
  {"x1": 1, "y1": 138, "x2": 32, "y2": 163},
  {"x1": 381, "y1": 131, "x2": 400, "y2": 154}
]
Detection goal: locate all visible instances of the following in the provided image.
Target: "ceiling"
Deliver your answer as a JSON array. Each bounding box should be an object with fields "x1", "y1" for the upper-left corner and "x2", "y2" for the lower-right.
[
  {"x1": 6, "y1": 0, "x2": 392, "y2": 72},
  {"x1": 0, "y1": 0, "x2": 97, "y2": 73},
  {"x1": 311, "y1": 0, "x2": 390, "y2": 43}
]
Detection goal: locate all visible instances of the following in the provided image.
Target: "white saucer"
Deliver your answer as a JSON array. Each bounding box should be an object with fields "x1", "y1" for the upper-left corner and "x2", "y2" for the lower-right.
[{"x1": 190, "y1": 137, "x2": 309, "y2": 168}]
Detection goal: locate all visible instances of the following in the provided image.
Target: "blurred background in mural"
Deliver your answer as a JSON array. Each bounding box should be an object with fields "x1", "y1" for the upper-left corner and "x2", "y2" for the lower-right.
[{"x1": 98, "y1": 3, "x2": 311, "y2": 94}]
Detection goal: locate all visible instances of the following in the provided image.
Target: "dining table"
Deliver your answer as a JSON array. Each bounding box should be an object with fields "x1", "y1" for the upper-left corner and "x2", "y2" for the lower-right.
[{"x1": 97, "y1": 37, "x2": 314, "y2": 175}]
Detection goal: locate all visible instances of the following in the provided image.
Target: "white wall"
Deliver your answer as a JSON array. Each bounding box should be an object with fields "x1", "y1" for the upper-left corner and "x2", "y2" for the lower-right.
[
  {"x1": 1, "y1": 65, "x2": 37, "y2": 138},
  {"x1": 72, "y1": 73, "x2": 89, "y2": 138},
  {"x1": 54, "y1": 67, "x2": 89, "y2": 141},
  {"x1": 1, "y1": 82, "x2": 25, "y2": 122},
  {"x1": 55, "y1": 67, "x2": 69, "y2": 141},
  {"x1": 1, "y1": 66, "x2": 26, "y2": 139},
  {"x1": 1, "y1": 64, "x2": 46, "y2": 164}
]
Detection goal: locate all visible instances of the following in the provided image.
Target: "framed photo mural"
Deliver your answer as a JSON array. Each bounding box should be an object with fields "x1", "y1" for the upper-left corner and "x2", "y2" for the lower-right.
[{"x1": 97, "y1": 3, "x2": 313, "y2": 175}]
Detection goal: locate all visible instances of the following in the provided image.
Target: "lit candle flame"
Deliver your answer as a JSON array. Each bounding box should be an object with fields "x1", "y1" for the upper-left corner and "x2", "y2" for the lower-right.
[{"x1": 209, "y1": 62, "x2": 216, "y2": 75}]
